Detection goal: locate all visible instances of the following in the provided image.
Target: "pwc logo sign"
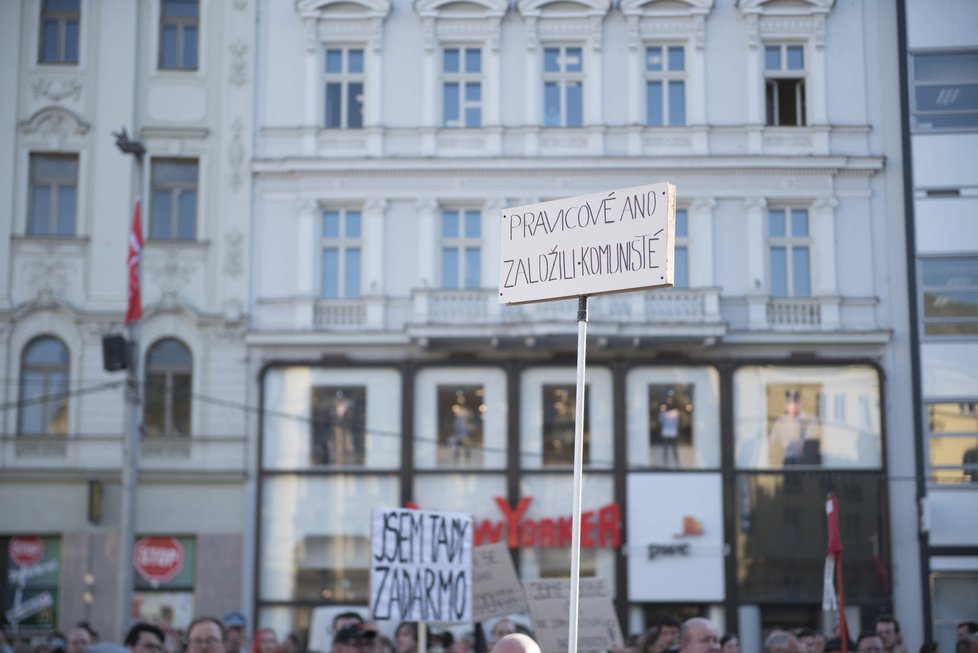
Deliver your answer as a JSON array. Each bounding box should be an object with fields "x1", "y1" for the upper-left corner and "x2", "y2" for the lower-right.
[{"x1": 674, "y1": 515, "x2": 704, "y2": 538}]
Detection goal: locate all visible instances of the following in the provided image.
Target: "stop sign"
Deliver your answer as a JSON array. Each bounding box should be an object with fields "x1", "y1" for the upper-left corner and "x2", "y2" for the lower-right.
[
  {"x1": 133, "y1": 537, "x2": 185, "y2": 584},
  {"x1": 8, "y1": 536, "x2": 44, "y2": 566}
]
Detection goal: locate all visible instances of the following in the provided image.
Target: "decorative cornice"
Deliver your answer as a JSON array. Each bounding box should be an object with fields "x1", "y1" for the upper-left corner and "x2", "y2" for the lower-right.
[
  {"x1": 517, "y1": 0, "x2": 611, "y2": 19},
  {"x1": 619, "y1": 0, "x2": 714, "y2": 17},
  {"x1": 19, "y1": 107, "x2": 90, "y2": 138},
  {"x1": 31, "y1": 78, "x2": 83, "y2": 103}
]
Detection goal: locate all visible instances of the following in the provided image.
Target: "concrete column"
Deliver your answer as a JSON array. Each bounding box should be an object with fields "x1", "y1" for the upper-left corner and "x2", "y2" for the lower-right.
[
  {"x1": 416, "y1": 198, "x2": 438, "y2": 287},
  {"x1": 363, "y1": 198, "x2": 387, "y2": 296},
  {"x1": 744, "y1": 196, "x2": 768, "y2": 328},
  {"x1": 690, "y1": 197, "x2": 716, "y2": 287}
]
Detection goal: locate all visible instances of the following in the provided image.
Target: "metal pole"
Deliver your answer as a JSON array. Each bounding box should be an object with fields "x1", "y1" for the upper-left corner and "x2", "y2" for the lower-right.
[{"x1": 567, "y1": 296, "x2": 589, "y2": 653}]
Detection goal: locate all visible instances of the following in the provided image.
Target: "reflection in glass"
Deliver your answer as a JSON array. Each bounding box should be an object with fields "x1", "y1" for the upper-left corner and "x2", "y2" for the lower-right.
[
  {"x1": 542, "y1": 385, "x2": 588, "y2": 466},
  {"x1": 648, "y1": 384, "x2": 693, "y2": 468},
  {"x1": 766, "y1": 384, "x2": 822, "y2": 467},
  {"x1": 311, "y1": 386, "x2": 366, "y2": 465},
  {"x1": 436, "y1": 386, "x2": 485, "y2": 466},
  {"x1": 18, "y1": 337, "x2": 70, "y2": 436}
]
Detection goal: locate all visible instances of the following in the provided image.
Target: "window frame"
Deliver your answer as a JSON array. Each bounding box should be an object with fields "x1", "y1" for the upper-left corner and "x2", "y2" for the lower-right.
[
  {"x1": 158, "y1": 0, "x2": 200, "y2": 71},
  {"x1": 764, "y1": 43, "x2": 807, "y2": 127},
  {"x1": 644, "y1": 43, "x2": 686, "y2": 127},
  {"x1": 18, "y1": 336, "x2": 70, "y2": 437},
  {"x1": 918, "y1": 255, "x2": 978, "y2": 338},
  {"x1": 38, "y1": 0, "x2": 80, "y2": 65},
  {"x1": 542, "y1": 44, "x2": 585, "y2": 128},
  {"x1": 924, "y1": 400, "x2": 978, "y2": 485},
  {"x1": 144, "y1": 338, "x2": 193, "y2": 438},
  {"x1": 441, "y1": 45, "x2": 483, "y2": 128},
  {"x1": 439, "y1": 208, "x2": 482, "y2": 289},
  {"x1": 149, "y1": 158, "x2": 198, "y2": 241},
  {"x1": 767, "y1": 207, "x2": 812, "y2": 298},
  {"x1": 911, "y1": 50, "x2": 978, "y2": 133},
  {"x1": 320, "y1": 207, "x2": 363, "y2": 299},
  {"x1": 323, "y1": 46, "x2": 365, "y2": 129},
  {"x1": 27, "y1": 152, "x2": 78, "y2": 237}
]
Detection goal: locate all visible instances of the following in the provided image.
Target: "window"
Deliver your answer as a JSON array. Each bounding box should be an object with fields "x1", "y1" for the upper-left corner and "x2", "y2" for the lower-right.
[
  {"x1": 159, "y1": 0, "x2": 199, "y2": 70},
  {"x1": 28, "y1": 154, "x2": 78, "y2": 237},
  {"x1": 645, "y1": 45, "x2": 685, "y2": 127},
  {"x1": 324, "y1": 47, "x2": 364, "y2": 129},
  {"x1": 912, "y1": 51, "x2": 978, "y2": 131},
  {"x1": 18, "y1": 336, "x2": 70, "y2": 436},
  {"x1": 768, "y1": 208, "x2": 811, "y2": 297},
  {"x1": 144, "y1": 338, "x2": 192, "y2": 437},
  {"x1": 932, "y1": 573, "x2": 978, "y2": 653},
  {"x1": 674, "y1": 208, "x2": 689, "y2": 289},
  {"x1": 543, "y1": 46, "x2": 583, "y2": 128},
  {"x1": 150, "y1": 159, "x2": 197, "y2": 241},
  {"x1": 38, "y1": 0, "x2": 80, "y2": 64},
  {"x1": 926, "y1": 402, "x2": 978, "y2": 484},
  {"x1": 765, "y1": 44, "x2": 806, "y2": 126},
  {"x1": 920, "y1": 257, "x2": 978, "y2": 336},
  {"x1": 1, "y1": 536, "x2": 62, "y2": 630},
  {"x1": 442, "y1": 47, "x2": 482, "y2": 128},
  {"x1": 320, "y1": 209, "x2": 362, "y2": 299},
  {"x1": 441, "y1": 209, "x2": 481, "y2": 289}
]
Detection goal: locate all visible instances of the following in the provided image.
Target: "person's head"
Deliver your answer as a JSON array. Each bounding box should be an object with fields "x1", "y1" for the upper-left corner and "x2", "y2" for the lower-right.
[
  {"x1": 187, "y1": 617, "x2": 227, "y2": 653},
  {"x1": 125, "y1": 624, "x2": 166, "y2": 653},
  {"x1": 814, "y1": 634, "x2": 827, "y2": 653},
  {"x1": 490, "y1": 634, "x2": 541, "y2": 653},
  {"x1": 658, "y1": 618, "x2": 682, "y2": 648},
  {"x1": 795, "y1": 629, "x2": 816, "y2": 653},
  {"x1": 67, "y1": 628, "x2": 93, "y2": 653},
  {"x1": 78, "y1": 623, "x2": 99, "y2": 644},
  {"x1": 221, "y1": 613, "x2": 247, "y2": 653},
  {"x1": 333, "y1": 614, "x2": 365, "y2": 638},
  {"x1": 490, "y1": 621, "x2": 517, "y2": 647},
  {"x1": 918, "y1": 643, "x2": 938, "y2": 653},
  {"x1": 959, "y1": 624, "x2": 978, "y2": 641},
  {"x1": 393, "y1": 624, "x2": 417, "y2": 653},
  {"x1": 875, "y1": 616, "x2": 900, "y2": 651},
  {"x1": 332, "y1": 624, "x2": 376, "y2": 653},
  {"x1": 857, "y1": 633, "x2": 884, "y2": 653},
  {"x1": 280, "y1": 634, "x2": 300, "y2": 653},
  {"x1": 371, "y1": 636, "x2": 395, "y2": 653},
  {"x1": 721, "y1": 634, "x2": 740, "y2": 653},
  {"x1": 764, "y1": 631, "x2": 800, "y2": 653},
  {"x1": 785, "y1": 390, "x2": 801, "y2": 417},
  {"x1": 252, "y1": 629, "x2": 277, "y2": 653},
  {"x1": 956, "y1": 635, "x2": 978, "y2": 653},
  {"x1": 641, "y1": 628, "x2": 661, "y2": 653},
  {"x1": 679, "y1": 618, "x2": 721, "y2": 653}
]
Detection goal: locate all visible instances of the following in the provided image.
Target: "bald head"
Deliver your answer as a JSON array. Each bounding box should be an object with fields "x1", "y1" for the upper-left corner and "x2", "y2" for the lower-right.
[
  {"x1": 680, "y1": 619, "x2": 721, "y2": 653},
  {"x1": 492, "y1": 634, "x2": 542, "y2": 653}
]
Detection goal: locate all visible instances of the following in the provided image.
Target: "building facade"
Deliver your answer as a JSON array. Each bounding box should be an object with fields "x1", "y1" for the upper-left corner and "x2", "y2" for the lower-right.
[
  {"x1": 0, "y1": 0, "x2": 254, "y2": 637},
  {"x1": 899, "y1": 1, "x2": 978, "y2": 651},
  {"x1": 251, "y1": 0, "x2": 919, "y2": 649}
]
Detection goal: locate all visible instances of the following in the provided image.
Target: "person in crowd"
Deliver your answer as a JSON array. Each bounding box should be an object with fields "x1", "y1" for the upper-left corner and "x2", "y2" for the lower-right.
[
  {"x1": 658, "y1": 617, "x2": 682, "y2": 652},
  {"x1": 815, "y1": 633, "x2": 827, "y2": 653},
  {"x1": 279, "y1": 635, "x2": 301, "y2": 653},
  {"x1": 222, "y1": 613, "x2": 248, "y2": 653},
  {"x1": 640, "y1": 627, "x2": 661, "y2": 653},
  {"x1": 825, "y1": 637, "x2": 856, "y2": 653},
  {"x1": 960, "y1": 624, "x2": 978, "y2": 641},
  {"x1": 857, "y1": 632, "x2": 885, "y2": 653},
  {"x1": 370, "y1": 637, "x2": 394, "y2": 653},
  {"x1": 764, "y1": 631, "x2": 800, "y2": 653},
  {"x1": 393, "y1": 623, "x2": 416, "y2": 653},
  {"x1": 491, "y1": 634, "x2": 540, "y2": 653},
  {"x1": 163, "y1": 628, "x2": 184, "y2": 653},
  {"x1": 957, "y1": 636, "x2": 978, "y2": 653},
  {"x1": 67, "y1": 628, "x2": 93, "y2": 653},
  {"x1": 917, "y1": 643, "x2": 937, "y2": 653},
  {"x1": 679, "y1": 618, "x2": 721, "y2": 653},
  {"x1": 488, "y1": 620, "x2": 517, "y2": 651},
  {"x1": 795, "y1": 629, "x2": 818, "y2": 653},
  {"x1": 77, "y1": 624, "x2": 99, "y2": 645},
  {"x1": 721, "y1": 633, "x2": 740, "y2": 653},
  {"x1": 252, "y1": 630, "x2": 277, "y2": 653},
  {"x1": 876, "y1": 616, "x2": 906, "y2": 653},
  {"x1": 125, "y1": 623, "x2": 166, "y2": 653},
  {"x1": 332, "y1": 624, "x2": 375, "y2": 653},
  {"x1": 186, "y1": 617, "x2": 227, "y2": 653}
]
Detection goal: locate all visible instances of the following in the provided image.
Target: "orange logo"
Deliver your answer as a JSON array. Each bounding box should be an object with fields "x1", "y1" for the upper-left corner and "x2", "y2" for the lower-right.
[{"x1": 674, "y1": 515, "x2": 704, "y2": 538}]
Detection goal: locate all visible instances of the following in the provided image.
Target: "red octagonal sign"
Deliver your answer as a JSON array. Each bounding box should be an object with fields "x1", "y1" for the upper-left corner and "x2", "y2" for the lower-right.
[
  {"x1": 133, "y1": 537, "x2": 185, "y2": 584},
  {"x1": 9, "y1": 536, "x2": 44, "y2": 566}
]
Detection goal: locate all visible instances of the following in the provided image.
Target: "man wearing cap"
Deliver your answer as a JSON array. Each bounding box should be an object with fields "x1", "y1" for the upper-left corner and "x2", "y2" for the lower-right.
[
  {"x1": 222, "y1": 611, "x2": 248, "y2": 653},
  {"x1": 331, "y1": 623, "x2": 376, "y2": 653}
]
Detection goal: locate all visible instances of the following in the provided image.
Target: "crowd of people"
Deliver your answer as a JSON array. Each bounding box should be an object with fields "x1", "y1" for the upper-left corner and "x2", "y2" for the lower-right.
[{"x1": 1, "y1": 613, "x2": 976, "y2": 653}]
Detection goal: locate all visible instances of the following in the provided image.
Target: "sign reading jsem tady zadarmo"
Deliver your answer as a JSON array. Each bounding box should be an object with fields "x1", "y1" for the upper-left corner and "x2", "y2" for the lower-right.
[{"x1": 498, "y1": 181, "x2": 677, "y2": 305}]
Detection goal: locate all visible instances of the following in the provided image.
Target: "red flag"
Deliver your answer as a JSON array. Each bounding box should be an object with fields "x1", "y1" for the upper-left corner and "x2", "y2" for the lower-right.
[
  {"x1": 125, "y1": 201, "x2": 143, "y2": 324},
  {"x1": 826, "y1": 493, "x2": 842, "y2": 556}
]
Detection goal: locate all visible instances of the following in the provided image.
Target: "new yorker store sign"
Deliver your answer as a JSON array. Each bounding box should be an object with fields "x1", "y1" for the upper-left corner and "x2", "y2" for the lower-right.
[{"x1": 412, "y1": 497, "x2": 621, "y2": 549}]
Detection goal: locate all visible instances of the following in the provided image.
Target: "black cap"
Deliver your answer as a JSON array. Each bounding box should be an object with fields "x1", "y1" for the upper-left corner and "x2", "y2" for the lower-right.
[
  {"x1": 785, "y1": 389, "x2": 801, "y2": 401},
  {"x1": 334, "y1": 624, "x2": 376, "y2": 644}
]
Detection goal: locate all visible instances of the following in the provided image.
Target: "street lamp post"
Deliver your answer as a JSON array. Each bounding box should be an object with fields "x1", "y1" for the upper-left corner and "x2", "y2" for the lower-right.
[{"x1": 113, "y1": 127, "x2": 145, "y2": 640}]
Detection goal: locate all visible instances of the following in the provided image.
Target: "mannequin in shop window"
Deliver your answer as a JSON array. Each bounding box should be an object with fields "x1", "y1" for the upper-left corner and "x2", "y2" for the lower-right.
[
  {"x1": 449, "y1": 390, "x2": 475, "y2": 463},
  {"x1": 769, "y1": 389, "x2": 821, "y2": 467},
  {"x1": 658, "y1": 389, "x2": 681, "y2": 467}
]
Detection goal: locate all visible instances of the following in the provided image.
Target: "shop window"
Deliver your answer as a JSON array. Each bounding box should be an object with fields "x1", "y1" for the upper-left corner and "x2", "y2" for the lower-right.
[
  {"x1": 765, "y1": 44, "x2": 806, "y2": 126},
  {"x1": 542, "y1": 384, "x2": 589, "y2": 466},
  {"x1": 645, "y1": 44, "x2": 685, "y2": 127},
  {"x1": 133, "y1": 536, "x2": 196, "y2": 627},
  {"x1": 18, "y1": 336, "x2": 69, "y2": 436},
  {"x1": 912, "y1": 51, "x2": 978, "y2": 131},
  {"x1": 734, "y1": 366, "x2": 882, "y2": 470},
  {"x1": 543, "y1": 45, "x2": 583, "y2": 128},
  {"x1": 321, "y1": 209, "x2": 362, "y2": 299},
  {"x1": 311, "y1": 386, "x2": 366, "y2": 466},
  {"x1": 28, "y1": 153, "x2": 78, "y2": 237},
  {"x1": 144, "y1": 338, "x2": 192, "y2": 437},
  {"x1": 932, "y1": 573, "x2": 978, "y2": 653},
  {"x1": 443, "y1": 47, "x2": 482, "y2": 128},
  {"x1": 39, "y1": 0, "x2": 79, "y2": 64},
  {"x1": 324, "y1": 47, "x2": 364, "y2": 129},
  {"x1": 159, "y1": 0, "x2": 199, "y2": 70},
  {"x1": 925, "y1": 402, "x2": 978, "y2": 484},
  {"x1": 150, "y1": 159, "x2": 198, "y2": 241},
  {"x1": 1, "y1": 535, "x2": 61, "y2": 631},
  {"x1": 441, "y1": 209, "x2": 482, "y2": 289},
  {"x1": 919, "y1": 257, "x2": 978, "y2": 337},
  {"x1": 768, "y1": 208, "x2": 811, "y2": 298}
]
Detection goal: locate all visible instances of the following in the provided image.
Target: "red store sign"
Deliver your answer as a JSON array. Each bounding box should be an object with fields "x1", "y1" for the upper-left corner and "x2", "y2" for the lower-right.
[{"x1": 8, "y1": 536, "x2": 44, "y2": 566}]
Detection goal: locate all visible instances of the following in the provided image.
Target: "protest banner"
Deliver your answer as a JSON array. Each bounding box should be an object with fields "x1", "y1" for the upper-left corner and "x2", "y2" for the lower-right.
[
  {"x1": 523, "y1": 578, "x2": 624, "y2": 653},
  {"x1": 370, "y1": 506, "x2": 473, "y2": 624},
  {"x1": 471, "y1": 542, "x2": 528, "y2": 622}
]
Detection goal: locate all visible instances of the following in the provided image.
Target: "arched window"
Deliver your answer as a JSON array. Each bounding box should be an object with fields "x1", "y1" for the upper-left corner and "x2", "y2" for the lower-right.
[
  {"x1": 144, "y1": 338, "x2": 192, "y2": 437},
  {"x1": 19, "y1": 336, "x2": 70, "y2": 436}
]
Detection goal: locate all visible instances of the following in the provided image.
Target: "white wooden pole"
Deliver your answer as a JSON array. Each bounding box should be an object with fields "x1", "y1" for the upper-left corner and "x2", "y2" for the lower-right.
[{"x1": 567, "y1": 296, "x2": 589, "y2": 653}]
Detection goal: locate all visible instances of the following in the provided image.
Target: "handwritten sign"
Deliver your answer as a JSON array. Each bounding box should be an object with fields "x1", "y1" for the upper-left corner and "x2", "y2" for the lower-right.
[
  {"x1": 523, "y1": 578, "x2": 624, "y2": 653},
  {"x1": 498, "y1": 182, "x2": 676, "y2": 305},
  {"x1": 370, "y1": 507, "x2": 473, "y2": 624},
  {"x1": 471, "y1": 542, "x2": 528, "y2": 622}
]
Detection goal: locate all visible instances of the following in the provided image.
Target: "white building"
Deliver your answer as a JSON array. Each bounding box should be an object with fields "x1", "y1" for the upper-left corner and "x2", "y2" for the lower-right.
[
  {"x1": 0, "y1": 0, "x2": 254, "y2": 637},
  {"x1": 899, "y1": 0, "x2": 978, "y2": 650},
  {"x1": 251, "y1": 0, "x2": 920, "y2": 648}
]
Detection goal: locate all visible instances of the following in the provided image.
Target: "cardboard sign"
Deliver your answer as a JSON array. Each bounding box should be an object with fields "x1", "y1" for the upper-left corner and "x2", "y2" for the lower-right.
[
  {"x1": 498, "y1": 182, "x2": 676, "y2": 305},
  {"x1": 523, "y1": 578, "x2": 624, "y2": 653},
  {"x1": 370, "y1": 507, "x2": 473, "y2": 624},
  {"x1": 471, "y1": 542, "x2": 529, "y2": 622}
]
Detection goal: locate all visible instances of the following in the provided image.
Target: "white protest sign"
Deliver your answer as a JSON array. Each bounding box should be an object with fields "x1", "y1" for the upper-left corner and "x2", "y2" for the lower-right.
[
  {"x1": 523, "y1": 578, "x2": 624, "y2": 653},
  {"x1": 472, "y1": 542, "x2": 529, "y2": 622},
  {"x1": 370, "y1": 507, "x2": 473, "y2": 624},
  {"x1": 498, "y1": 181, "x2": 676, "y2": 305}
]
